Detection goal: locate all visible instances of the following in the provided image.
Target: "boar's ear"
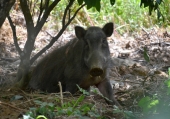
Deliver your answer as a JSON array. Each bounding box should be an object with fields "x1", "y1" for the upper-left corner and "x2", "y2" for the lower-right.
[
  {"x1": 102, "y1": 22, "x2": 114, "y2": 37},
  {"x1": 75, "y1": 26, "x2": 86, "y2": 40}
]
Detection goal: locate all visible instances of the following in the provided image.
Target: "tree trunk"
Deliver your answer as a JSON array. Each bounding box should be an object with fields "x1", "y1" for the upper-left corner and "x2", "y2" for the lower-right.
[
  {"x1": 0, "y1": 0, "x2": 15, "y2": 27},
  {"x1": 16, "y1": 59, "x2": 31, "y2": 89}
]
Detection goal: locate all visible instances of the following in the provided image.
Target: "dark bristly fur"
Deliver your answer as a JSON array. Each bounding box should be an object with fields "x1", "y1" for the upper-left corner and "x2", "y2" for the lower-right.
[{"x1": 29, "y1": 22, "x2": 120, "y2": 106}]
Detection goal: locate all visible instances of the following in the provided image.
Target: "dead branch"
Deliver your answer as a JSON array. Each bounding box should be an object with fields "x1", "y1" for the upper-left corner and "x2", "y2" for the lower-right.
[
  {"x1": 0, "y1": 101, "x2": 27, "y2": 112},
  {"x1": 58, "y1": 81, "x2": 63, "y2": 105}
]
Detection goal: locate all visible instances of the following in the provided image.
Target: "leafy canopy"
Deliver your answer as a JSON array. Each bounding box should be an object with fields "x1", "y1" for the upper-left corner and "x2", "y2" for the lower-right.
[{"x1": 78, "y1": 0, "x2": 163, "y2": 18}]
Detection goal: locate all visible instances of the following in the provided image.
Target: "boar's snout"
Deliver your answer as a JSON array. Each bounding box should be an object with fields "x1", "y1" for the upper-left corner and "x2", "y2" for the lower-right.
[{"x1": 90, "y1": 67, "x2": 104, "y2": 77}]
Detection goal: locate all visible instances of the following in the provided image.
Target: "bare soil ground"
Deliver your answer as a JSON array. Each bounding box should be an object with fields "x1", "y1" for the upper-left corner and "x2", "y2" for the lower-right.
[{"x1": 0, "y1": 12, "x2": 170, "y2": 119}]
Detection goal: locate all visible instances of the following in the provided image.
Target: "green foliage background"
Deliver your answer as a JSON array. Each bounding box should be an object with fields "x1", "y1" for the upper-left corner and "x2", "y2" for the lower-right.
[{"x1": 51, "y1": 0, "x2": 169, "y2": 34}]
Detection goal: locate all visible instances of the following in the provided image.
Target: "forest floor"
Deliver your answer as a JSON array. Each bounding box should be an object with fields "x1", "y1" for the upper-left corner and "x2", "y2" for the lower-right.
[{"x1": 0, "y1": 11, "x2": 170, "y2": 119}]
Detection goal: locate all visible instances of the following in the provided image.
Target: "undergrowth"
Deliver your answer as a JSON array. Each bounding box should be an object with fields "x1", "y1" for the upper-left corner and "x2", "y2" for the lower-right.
[
  {"x1": 138, "y1": 68, "x2": 170, "y2": 119},
  {"x1": 22, "y1": 86, "x2": 138, "y2": 119}
]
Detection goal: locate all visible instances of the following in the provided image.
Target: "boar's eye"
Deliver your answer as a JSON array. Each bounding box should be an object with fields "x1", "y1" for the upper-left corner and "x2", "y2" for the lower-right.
[
  {"x1": 102, "y1": 39, "x2": 107, "y2": 47},
  {"x1": 84, "y1": 40, "x2": 89, "y2": 49}
]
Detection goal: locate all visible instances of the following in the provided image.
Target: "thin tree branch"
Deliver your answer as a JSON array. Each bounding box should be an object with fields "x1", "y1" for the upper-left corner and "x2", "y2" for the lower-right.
[
  {"x1": 7, "y1": 15, "x2": 22, "y2": 56},
  {"x1": 67, "y1": 4, "x2": 85, "y2": 25},
  {"x1": 19, "y1": 0, "x2": 36, "y2": 61},
  {"x1": 62, "y1": 0, "x2": 74, "y2": 27},
  {"x1": 44, "y1": 0, "x2": 50, "y2": 11},
  {"x1": 36, "y1": 0, "x2": 50, "y2": 23},
  {"x1": 37, "y1": 0, "x2": 45, "y2": 24},
  {"x1": 31, "y1": 0, "x2": 38, "y2": 17},
  {"x1": 35, "y1": 0, "x2": 60, "y2": 36},
  {"x1": 0, "y1": 0, "x2": 15, "y2": 27},
  {"x1": 20, "y1": 0, "x2": 34, "y2": 31},
  {"x1": 30, "y1": 4, "x2": 86, "y2": 64}
]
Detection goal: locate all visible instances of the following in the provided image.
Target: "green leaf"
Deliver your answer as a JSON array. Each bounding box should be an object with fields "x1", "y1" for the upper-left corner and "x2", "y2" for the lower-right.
[
  {"x1": 157, "y1": 8, "x2": 164, "y2": 21},
  {"x1": 149, "y1": 6, "x2": 154, "y2": 15},
  {"x1": 77, "y1": 85, "x2": 90, "y2": 95},
  {"x1": 41, "y1": 102, "x2": 48, "y2": 107},
  {"x1": 143, "y1": 47, "x2": 150, "y2": 62},
  {"x1": 72, "y1": 109, "x2": 81, "y2": 116},
  {"x1": 165, "y1": 80, "x2": 170, "y2": 87},
  {"x1": 110, "y1": 0, "x2": 115, "y2": 6},
  {"x1": 156, "y1": 0, "x2": 162, "y2": 4},
  {"x1": 168, "y1": 67, "x2": 170, "y2": 76},
  {"x1": 144, "y1": 2, "x2": 149, "y2": 8},
  {"x1": 140, "y1": 0, "x2": 163, "y2": 17},
  {"x1": 138, "y1": 96, "x2": 159, "y2": 114},
  {"x1": 138, "y1": 97, "x2": 151, "y2": 113},
  {"x1": 34, "y1": 100, "x2": 43, "y2": 105},
  {"x1": 72, "y1": 95, "x2": 85, "y2": 108},
  {"x1": 84, "y1": 0, "x2": 101, "y2": 11},
  {"x1": 82, "y1": 106, "x2": 90, "y2": 112},
  {"x1": 92, "y1": 0, "x2": 97, "y2": 6},
  {"x1": 67, "y1": 107, "x2": 73, "y2": 116},
  {"x1": 154, "y1": 3, "x2": 158, "y2": 10},
  {"x1": 123, "y1": 111, "x2": 136, "y2": 119},
  {"x1": 77, "y1": 0, "x2": 83, "y2": 5},
  {"x1": 84, "y1": 0, "x2": 93, "y2": 9},
  {"x1": 95, "y1": 0, "x2": 101, "y2": 12},
  {"x1": 38, "y1": 107, "x2": 47, "y2": 114},
  {"x1": 48, "y1": 102, "x2": 54, "y2": 107},
  {"x1": 88, "y1": 111, "x2": 100, "y2": 118},
  {"x1": 167, "y1": 68, "x2": 170, "y2": 89},
  {"x1": 166, "y1": 88, "x2": 170, "y2": 95},
  {"x1": 77, "y1": 95, "x2": 85, "y2": 103},
  {"x1": 140, "y1": 0, "x2": 144, "y2": 7},
  {"x1": 80, "y1": 104, "x2": 91, "y2": 113},
  {"x1": 150, "y1": 100, "x2": 159, "y2": 107}
]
